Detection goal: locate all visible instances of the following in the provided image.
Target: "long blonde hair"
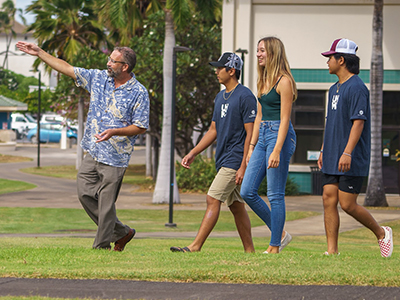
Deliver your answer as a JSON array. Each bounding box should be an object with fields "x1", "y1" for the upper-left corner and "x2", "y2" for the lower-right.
[{"x1": 257, "y1": 37, "x2": 297, "y2": 101}]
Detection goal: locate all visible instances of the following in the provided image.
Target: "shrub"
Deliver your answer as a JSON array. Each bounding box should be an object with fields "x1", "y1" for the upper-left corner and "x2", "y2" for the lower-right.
[
  {"x1": 176, "y1": 156, "x2": 300, "y2": 196},
  {"x1": 176, "y1": 156, "x2": 216, "y2": 193}
]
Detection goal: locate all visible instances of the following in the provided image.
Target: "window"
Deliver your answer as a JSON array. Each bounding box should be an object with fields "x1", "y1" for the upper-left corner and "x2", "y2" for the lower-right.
[
  {"x1": 383, "y1": 91, "x2": 400, "y2": 127},
  {"x1": 291, "y1": 90, "x2": 326, "y2": 164},
  {"x1": 381, "y1": 91, "x2": 400, "y2": 194}
]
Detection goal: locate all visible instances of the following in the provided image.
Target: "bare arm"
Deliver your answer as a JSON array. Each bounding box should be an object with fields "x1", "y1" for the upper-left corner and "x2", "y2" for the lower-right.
[
  {"x1": 246, "y1": 101, "x2": 262, "y2": 165},
  {"x1": 268, "y1": 76, "x2": 293, "y2": 169},
  {"x1": 236, "y1": 122, "x2": 254, "y2": 184},
  {"x1": 338, "y1": 119, "x2": 364, "y2": 173},
  {"x1": 16, "y1": 41, "x2": 76, "y2": 79},
  {"x1": 94, "y1": 125, "x2": 147, "y2": 143},
  {"x1": 181, "y1": 121, "x2": 218, "y2": 169},
  {"x1": 318, "y1": 143, "x2": 324, "y2": 169}
]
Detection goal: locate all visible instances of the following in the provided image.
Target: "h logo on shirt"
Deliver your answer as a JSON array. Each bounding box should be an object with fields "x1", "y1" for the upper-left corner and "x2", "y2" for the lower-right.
[
  {"x1": 332, "y1": 95, "x2": 339, "y2": 110},
  {"x1": 221, "y1": 103, "x2": 229, "y2": 118}
]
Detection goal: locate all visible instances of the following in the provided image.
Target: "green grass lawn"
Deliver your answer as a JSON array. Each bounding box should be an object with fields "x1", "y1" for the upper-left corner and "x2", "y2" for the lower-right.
[
  {"x1": 0, "y1": 179, "x2": 36, "y2": 195},
  {"x1": 1, "y1": 159, "x2": 399, "y2": 288},
  {"x1": 0, "y1": 207, "x2": 399, "y2": 286},
  {"x1": 0, "y1": 222, "x2": 399, "y2": 286},
  {"x1": 19, "y1": 165, "x2": 154, "y2": 191},
  {"x1": 0, "y1": 207, "x2": 319, "y2": 234}
]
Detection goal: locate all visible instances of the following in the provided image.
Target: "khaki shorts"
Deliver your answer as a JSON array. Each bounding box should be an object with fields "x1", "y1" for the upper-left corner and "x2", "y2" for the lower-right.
[{"x1": 207, "y1": 167, "x2": 244, "y2": 206}]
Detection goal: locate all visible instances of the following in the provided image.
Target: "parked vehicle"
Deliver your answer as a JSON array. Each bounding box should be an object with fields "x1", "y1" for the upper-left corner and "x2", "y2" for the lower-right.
[
  {"x1": 11, "y1": 113, "x2": 37, "y2": 139},
  {"x1": 27, "y1": 123, "x2": 78, "y2": 145},
  {"x1": 40, "y1": 113, "x2": 78, "y2": 132},
  {"x1": 40, "y1": 113, "x2": 64, "y2": 124}
]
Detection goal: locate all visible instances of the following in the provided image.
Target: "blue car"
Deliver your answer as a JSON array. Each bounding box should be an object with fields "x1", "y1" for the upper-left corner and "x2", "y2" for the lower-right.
[{"x1": 27, "y1": 123, "x2": 78, "y2": 144}]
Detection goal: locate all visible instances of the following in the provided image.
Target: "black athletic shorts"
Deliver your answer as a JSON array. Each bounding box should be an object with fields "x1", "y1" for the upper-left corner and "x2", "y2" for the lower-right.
[{"x1": 321, "y1": 174, "x2": 364, "y2": 194}]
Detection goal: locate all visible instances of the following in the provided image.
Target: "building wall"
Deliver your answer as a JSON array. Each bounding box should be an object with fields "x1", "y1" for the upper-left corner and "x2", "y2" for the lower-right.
[
  {"x1": 222, "y1": 0, "x2": 400, "y2": 91},
  {"x1": 0, "y1": 32, "x2": 53, "y2": 87},
  {"x1": 0, "y1": 0, "x2": 52, "y2": 86},
  {"x1": 222, "y1": 0, "x2": 400, "y2": 194}
]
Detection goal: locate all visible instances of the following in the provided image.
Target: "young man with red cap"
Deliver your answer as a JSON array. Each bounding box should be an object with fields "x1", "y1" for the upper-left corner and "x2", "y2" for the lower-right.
[
  {"x1": 318, "y1": 38, "x2": 393, "y2": 257},
  {"x1": 170, "y1": 52, "x2": 257, "y2": 253}
]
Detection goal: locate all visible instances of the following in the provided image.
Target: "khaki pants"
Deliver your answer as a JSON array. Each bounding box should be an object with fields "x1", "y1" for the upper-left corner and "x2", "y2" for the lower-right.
[
  {"x1": 207, "y1": 167, "x2": 244, "y2": 206},
  {"x1": 77, "y1": 154, "x2": 130, "y2": 249}
]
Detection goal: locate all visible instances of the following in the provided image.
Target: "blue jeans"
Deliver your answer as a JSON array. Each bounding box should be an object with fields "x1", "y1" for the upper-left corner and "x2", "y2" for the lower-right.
[{"x1": 241, "y1": 121, "x2": 296, "y2": 246}]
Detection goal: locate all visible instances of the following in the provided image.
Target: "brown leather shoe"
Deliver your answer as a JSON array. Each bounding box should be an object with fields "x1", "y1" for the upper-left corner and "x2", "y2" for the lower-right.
[{"x1": 113, "y1": 228, "x2": 136, "y2": 252}]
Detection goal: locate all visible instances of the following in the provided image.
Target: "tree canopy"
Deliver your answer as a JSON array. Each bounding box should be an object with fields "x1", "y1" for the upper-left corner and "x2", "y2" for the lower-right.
[{"x1": 131, "y1": 11, "x2": 221, "y2": 157}]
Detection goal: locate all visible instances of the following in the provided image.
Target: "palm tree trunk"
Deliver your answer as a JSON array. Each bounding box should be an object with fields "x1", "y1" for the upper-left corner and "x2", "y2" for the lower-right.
[
  {"x1": 145, "y1": 131, "x2": 152, "y2": 177},
  {"x1": 2, "y1": 33, "x2": 11, "y2": 69},
  {"x1": 152, "y1": 10, "x2": 180, "y2": 204},
  {"x1": 76, "y1": 97, "x2": 85, "y2": 170},
  {"x1": 364, "y1": 0, "x2": 388, "y2": 207}
]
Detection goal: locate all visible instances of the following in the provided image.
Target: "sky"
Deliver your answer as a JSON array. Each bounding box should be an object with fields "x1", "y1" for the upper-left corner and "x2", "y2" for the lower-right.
[{"x1": 15, "y1": 0, "x2": 35, "y2": 25}]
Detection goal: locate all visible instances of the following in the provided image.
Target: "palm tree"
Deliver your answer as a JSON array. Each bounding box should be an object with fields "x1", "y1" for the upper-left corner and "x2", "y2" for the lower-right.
[
  {"x1": 95, "y1": 0, "x2": 163, "y2": 44},
  {"x1": 0, "y1": 0, "x2": 25, "y2": 69},
  {"x1": 152, "y1": 1, "x2": 221, "y2": 204},
  {"x1": 364, "y1": 0, "x2": 388, "y2": 207},
  {"x1": 152, "y1": 9, "x2": 179, "y2": 203},
  {"x1": 93, "y1": 0, "x2": 221, "y2": 203},
  {"x1": 26, "y1": 0, "x2": 107, "y2": 170},
  {"x1": 26, "y1": 0, "x2": 105, "y2": 68}
]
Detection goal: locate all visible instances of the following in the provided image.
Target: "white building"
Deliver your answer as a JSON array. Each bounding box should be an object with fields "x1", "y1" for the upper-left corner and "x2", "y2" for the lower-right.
[
  {"x1": 222, "y1": 0, "x2": 400, "y2": 193},
  {"x1": 0, "y1": 0, "x2": 53, "y2": 86}
]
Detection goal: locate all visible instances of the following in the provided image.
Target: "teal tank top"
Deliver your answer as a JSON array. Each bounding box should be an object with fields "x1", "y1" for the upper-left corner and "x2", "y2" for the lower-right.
[{"x1": 259, "y1": 76, "x2": 282, "y2": 121}]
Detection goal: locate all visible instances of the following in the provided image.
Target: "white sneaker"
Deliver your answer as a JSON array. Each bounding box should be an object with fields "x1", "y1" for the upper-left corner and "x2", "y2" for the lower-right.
[
  {"x1": 279, "y1": 231, "x2": 292, "y2": 252},
  {"x1": 323, "y1": 251, "x2": 340, "y2": 256},
  {"x1": 378, "y1": 226, "x2": 393, "y2": 258}
]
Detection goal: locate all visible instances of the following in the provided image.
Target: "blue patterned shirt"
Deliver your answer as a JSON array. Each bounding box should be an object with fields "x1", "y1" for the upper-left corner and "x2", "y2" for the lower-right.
[{"x1": 74, "y1": 67, "x2": 149, "y2": 168}]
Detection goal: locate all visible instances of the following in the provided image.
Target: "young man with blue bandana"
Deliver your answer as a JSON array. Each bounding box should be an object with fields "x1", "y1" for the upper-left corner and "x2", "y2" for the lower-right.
[{"x1": 17, "y1": 41, "x2": 150, "y2": 251}]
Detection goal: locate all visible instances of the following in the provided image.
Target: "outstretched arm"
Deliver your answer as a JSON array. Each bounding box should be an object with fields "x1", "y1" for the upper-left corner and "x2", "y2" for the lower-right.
[{"x1": 16, "y1": 41, "x2": 76, "y2": 80}]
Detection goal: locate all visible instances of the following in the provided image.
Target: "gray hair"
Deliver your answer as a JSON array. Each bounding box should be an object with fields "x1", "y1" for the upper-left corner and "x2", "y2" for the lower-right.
[{"x1": 114, "y1": 47, "x2": 137, "y2": 73}]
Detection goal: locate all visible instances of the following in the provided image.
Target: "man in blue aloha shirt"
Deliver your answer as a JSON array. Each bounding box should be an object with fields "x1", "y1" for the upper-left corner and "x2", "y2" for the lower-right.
[{"x1": 17, "y1": 41, "x2": 150, "y2": 251}]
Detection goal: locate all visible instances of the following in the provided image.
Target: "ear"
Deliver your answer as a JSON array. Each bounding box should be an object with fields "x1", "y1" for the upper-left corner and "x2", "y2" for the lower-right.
[
  {"x1": 338, "y1": 56, "x2": 345, "y2": 66},
  {"x1": 228, "y1": 68, "x2": 236, "y2": 77},
  {"x1": 122, "y1": 63, "x2": 129, "y2": 73}
]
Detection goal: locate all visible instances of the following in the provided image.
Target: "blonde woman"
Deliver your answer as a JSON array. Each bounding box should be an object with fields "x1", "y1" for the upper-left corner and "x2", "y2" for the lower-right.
[{"x1": 240, "y1": 37, "x2": 297, "y2": 254}]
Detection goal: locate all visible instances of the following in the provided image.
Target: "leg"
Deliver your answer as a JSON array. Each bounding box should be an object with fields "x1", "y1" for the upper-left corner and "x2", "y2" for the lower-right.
[
  {"x1": 265, "y1": 123, "x2": 296, "y2": 253},
  {"x1": 186, "y1": 195, "x2": 222, "y2": 252},
  {"x1": 95, "y1": 162, "x2": 129, "y2": 249},
  {"x1": 77, "y1": 155, "x2": 102, "y2": 226},
  {"x1": 240, "y1": 142, "x2": 271, "y2": 229},
  {"x1": 323, "y1": 184, "x2": 340, "y2": 254},
  {"x1": 338, "y1": 191, "x2": 385, "y2": 240},
  {"x1": 229, "y1": 201, "x2": 255, "y2": 253}
]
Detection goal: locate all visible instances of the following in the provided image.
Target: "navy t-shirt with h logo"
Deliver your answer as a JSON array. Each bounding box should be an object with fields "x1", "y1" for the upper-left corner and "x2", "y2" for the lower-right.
[
  {"x1": 322, "y1": 75, "x2": 370, "y2": 176},
  {"x1": 212, "y1": 84, "x2": 257, "y2": 172}
]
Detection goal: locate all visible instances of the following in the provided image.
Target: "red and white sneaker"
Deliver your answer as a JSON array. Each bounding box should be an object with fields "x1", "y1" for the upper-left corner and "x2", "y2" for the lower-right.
[{"x1": 378, "y1": 226, "x2": 393, "y2": 258}]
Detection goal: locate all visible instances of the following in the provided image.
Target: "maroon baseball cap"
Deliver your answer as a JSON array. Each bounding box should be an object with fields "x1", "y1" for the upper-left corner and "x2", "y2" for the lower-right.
[{"x1": 321, "y1": 38, "x2": 358, "y2": 57}]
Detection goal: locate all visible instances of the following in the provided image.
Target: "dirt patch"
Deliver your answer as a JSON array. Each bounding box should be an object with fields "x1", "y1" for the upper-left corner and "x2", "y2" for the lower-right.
[{"x1": 0, "y1": 154, "x2": 32, "y2": 163}]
